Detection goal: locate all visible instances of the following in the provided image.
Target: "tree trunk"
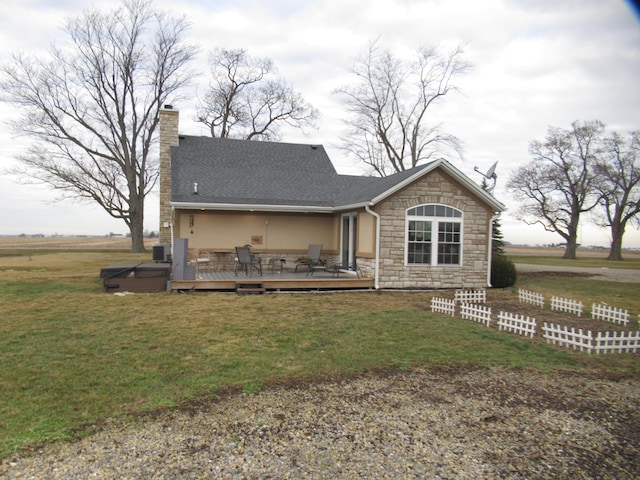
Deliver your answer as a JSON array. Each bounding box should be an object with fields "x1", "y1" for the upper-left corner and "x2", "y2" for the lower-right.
[
  {"x1": 562, "y1": 239, "x2": 578, "y2": 260},
  {"x1": 561, "y1": 217, "x2": 580, "y2": 259},
  {"x1": 130, "y1": 224, "x2": 145, "y2": 253},
  {"x1": 607, "y1": 223, "x2": 625, "y2": 261},
  {"x1": 562, "y1": 223, "x2": 579, "y2": 259},
  {"x1": 128, "y1": 194, "x2": 146, "y2": 253}
]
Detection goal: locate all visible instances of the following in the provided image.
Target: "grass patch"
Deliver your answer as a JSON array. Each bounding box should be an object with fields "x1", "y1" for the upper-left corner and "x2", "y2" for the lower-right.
[
  {"x1": 509, "y1": 255, "x2": 640, "y2": 270},
  {"x1": 0, "y1": 250, "x2": 638, "y2": 458},
  {"x1": 516, "y1": 275, "x2": 640, "y2": 314}
]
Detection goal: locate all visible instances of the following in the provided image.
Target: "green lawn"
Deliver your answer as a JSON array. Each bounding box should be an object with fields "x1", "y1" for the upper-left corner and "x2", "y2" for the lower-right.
[
  {"x1": 509, "y1": 254, "x2": 640, "y2": 270},
  {"x1": 1, "y1": 249, "x2": 638, "y2": 458}
]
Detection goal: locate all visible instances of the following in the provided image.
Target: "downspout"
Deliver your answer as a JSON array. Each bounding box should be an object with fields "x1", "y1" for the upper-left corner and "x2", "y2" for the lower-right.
[
  {"x1": 487, "y1": 213, "x2": 499, "y2": 287},
  {"x1": 365, "y1": 204, "x2": 380, "y2": 290},
  {"x1": 170, "y1": 206, "x2": 176, "y2": 261},
  {"x1": 167, "y1": 206, "x2": 176, "y2": 291}
]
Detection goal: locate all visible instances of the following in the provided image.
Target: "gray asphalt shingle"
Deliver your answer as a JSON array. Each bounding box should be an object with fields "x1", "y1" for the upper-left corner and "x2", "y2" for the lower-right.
[{"x1": 171, "y1": 135, "x2": 432, "y2": 208}]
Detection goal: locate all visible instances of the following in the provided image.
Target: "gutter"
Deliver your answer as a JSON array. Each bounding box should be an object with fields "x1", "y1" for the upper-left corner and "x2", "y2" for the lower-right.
[
  {"x1": 171, "y1": 201, "x2": 334, "y2": 214},
  {"x1": 170, "y1": 205, "x2": 176, "y2": 269},
  {"x1": 365, "y1": 204, "x2": 381, "y2": 290}
]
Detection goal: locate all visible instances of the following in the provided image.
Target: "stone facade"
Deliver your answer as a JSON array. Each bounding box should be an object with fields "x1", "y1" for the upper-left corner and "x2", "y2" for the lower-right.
[
  {"x1": 376, "y1": 170, "x2": 491, "y2": 289},
  {"x1": 159, "y1": 108, "x2": 179, "y2": 246}
]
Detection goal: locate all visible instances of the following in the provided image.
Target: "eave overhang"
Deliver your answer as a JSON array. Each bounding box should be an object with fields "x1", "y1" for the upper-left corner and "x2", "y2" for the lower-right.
[{"x1": 171, "y1": 201, "x2": 335, "y2": 214}]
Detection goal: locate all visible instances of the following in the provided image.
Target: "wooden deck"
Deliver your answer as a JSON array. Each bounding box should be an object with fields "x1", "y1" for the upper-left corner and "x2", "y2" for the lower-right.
[{"x1": 170, "y1": 267, "x2": 374, "y2": 292}]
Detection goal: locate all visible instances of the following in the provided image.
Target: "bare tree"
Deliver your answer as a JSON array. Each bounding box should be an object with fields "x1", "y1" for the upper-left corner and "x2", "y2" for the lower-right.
[
  {"x1": 507, "y1": 121, "x2": 604, "y2": 259},
  {"x1": 334, "y1": 41, "x2": 469, "y2": 176},
  {"x1": 196, "y1": 48, "x2": 319, "y2": 141},
  {"x1": 0, "y1": 0, "x2": 197, "y2": 252},
  {"x1": 593, "y1": 131, "x2": 640, "y2": 260}
]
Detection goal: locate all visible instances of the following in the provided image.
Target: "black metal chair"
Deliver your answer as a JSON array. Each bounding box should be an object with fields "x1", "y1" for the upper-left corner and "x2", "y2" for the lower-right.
[{"x1": 234, "y1": 245, "x2": 262, "y2": 276}]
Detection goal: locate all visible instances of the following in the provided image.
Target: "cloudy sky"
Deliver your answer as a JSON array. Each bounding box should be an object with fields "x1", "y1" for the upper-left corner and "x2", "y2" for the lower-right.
[{"x1": 1, "y1": 0, "x2": 639, "y2": 248}]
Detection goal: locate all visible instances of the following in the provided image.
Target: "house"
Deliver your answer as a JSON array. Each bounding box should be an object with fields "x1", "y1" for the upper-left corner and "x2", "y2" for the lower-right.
[{"x1": 158, "y1": 107, "x2": 505, "y2": 289}]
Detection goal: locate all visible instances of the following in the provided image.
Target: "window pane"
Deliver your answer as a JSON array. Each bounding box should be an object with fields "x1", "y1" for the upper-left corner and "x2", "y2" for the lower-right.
[
  {"x1": 437, "y1": 222, "x2": 461, "y2": 265},
  {"x1": 407, "y1": 220, "x2": 432, "y2": 264},
  {"x1": 409, "y1": 204, "x2": 462, "y2": 218},
  {"x1": 438, "y1": 244, "x2": 460, "y2": 264},
  {"x1": 408, "y1": 242, "x2": 431, "y2": 264}
]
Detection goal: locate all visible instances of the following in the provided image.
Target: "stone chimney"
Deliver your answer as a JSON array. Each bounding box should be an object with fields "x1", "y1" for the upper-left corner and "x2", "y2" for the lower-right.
[{"x1": 158, "y1": 105, "x2": 179, "y2": 246}]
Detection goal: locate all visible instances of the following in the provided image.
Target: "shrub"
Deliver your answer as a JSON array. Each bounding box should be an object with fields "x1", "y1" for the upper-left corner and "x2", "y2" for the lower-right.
[{"x1": 491, "y1": 255, "x2": 517, "y2": 288}]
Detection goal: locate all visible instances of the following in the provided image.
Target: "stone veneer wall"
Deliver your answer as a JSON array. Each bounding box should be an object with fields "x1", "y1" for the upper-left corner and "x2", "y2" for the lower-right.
[
  {"x1": 355, "y1": 257, "x2": 375, "y2": 279},
  {"x1": 377, "y1": 170, "x2": 491, "y2": 290},
  {"x1": 158, "y1": 108, "x2": 179, "y2": 246}
]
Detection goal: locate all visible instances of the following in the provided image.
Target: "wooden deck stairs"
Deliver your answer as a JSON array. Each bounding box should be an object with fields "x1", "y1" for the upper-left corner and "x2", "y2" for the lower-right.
[{"x1": 235, "y1": 280, "x2": 266, "y2": 295}]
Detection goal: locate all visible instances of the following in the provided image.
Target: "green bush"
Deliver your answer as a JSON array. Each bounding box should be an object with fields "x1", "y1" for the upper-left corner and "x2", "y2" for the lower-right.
[{"x1": 491, "y1": 255, "x2": 517, "y2": 288}]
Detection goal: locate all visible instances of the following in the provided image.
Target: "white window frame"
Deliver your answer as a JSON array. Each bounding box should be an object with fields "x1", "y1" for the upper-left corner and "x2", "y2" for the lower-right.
[{"x1": 405, "y1": 204, "x2": 463, "y2": 266}]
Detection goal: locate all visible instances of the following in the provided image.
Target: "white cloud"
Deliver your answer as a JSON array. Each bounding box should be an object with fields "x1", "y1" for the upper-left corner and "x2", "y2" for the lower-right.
[{"x1": 0, "y1": 0, "x2": 639, "y2": 248}]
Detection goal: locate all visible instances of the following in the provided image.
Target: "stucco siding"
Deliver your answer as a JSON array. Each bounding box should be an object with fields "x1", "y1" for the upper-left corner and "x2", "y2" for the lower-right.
[
  {"x1": 356, "y1": 210, "x2": 375, "y2": 257},
  {"x1": 174, "y1": 210, "x2": 338, "y2": 253}
]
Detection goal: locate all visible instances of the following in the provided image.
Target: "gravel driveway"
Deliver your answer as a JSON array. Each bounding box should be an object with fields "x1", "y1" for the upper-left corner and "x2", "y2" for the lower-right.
[
  {"x1": 515, "y1": 263, "x2": 640, "y2": 283},
  {"x1": 3, "y1": 368, "x2": 638, "y2": 479}
]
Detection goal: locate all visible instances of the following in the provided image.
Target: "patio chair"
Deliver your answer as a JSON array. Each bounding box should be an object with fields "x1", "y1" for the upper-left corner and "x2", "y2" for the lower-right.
[
  {"x1": 296, "y1": 244, "x2": 325, "y2": 272},
  {"x1": 234, "y1": 245, "x2": 262, "y2": 276},
  {"x1": 307, "y1": 257, "x2": 363, "y2": 278}
]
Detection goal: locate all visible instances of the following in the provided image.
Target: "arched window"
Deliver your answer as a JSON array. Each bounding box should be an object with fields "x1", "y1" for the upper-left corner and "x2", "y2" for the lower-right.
[{"x1": 406, "y1": 204, "x2": 463, "y2": 265}]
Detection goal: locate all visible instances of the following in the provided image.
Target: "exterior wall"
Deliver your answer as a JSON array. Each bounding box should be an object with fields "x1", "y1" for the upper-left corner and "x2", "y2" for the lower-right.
[
  {"x1": 377, "y1": 169, "x2": 493, "y2": 289},
  {"x1": 159, "y1": 108, "x2": 179, "y2": 245},
  {"x1": 174, "y1": 210, "x2": 339, "y2": 254},
  {"x1": 356, "y1": 257, "x2": 376, "y2": 279},
  {"x1": 356, "y1": 210, "x2": 375, "y2": 257}
]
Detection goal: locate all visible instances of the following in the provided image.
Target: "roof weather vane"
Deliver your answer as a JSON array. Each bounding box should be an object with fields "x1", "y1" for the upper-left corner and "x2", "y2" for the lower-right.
[{"x1": 474, "y1": 161, "x2": 498, "y2": 193}]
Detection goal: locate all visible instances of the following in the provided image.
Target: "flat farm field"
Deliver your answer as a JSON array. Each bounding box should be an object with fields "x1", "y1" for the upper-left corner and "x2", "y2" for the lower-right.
[
  {"x1": 0, "y1": 236, "x2": 155, "y2": 250},
  {"x1": 506, "y1": 244, "x2": 640, "y2": 259}
]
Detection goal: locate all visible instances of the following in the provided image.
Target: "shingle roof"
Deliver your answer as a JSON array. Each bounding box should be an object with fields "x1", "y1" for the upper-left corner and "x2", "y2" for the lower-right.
[{"x1": 170, "y1": 135, "x2": 503, "y2": 212}]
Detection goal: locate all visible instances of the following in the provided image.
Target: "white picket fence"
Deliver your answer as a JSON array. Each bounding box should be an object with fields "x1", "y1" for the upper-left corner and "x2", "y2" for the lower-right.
[
  {"x1": 518, "y1": 289, "x2": 544, "y2": 308},
  {"x1": 591, "y1": 303, "x2": 630, "y2": 326},
  {"x1": 551, "y1": 296, "x2": 583, "y2": 316},
  {"x1": 542, "y1": 322, "x2": 592, "y2": 353},
  {"x1": 594, "y1": 331, "x2": 640, "y2": 354},
  {"x1": 454, "y1": 289, "x2": 486, "y2": 304},
  {"x1": 431, "y1": 297, "x2": 456, "y2": 317},
  {"x1": 426, "y1": 289, "x2": 639, "y2": 355},
  {"x1": 498, "y1": 311, "x2": 537, "y2": 338},
  {"x1": 460, "y1": 303, "x2": 491, "y2": 327}
]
